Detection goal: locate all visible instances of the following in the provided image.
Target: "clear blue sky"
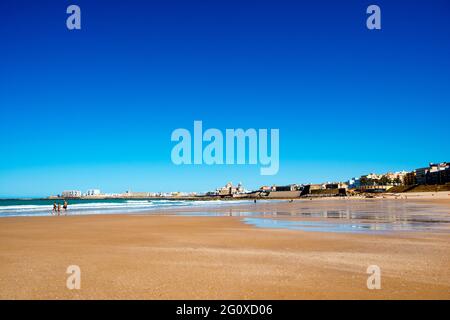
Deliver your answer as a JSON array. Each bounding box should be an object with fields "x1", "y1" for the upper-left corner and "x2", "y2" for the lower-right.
[{"x1": 0, "y1": 0, "x2": 449, "y2": 197}]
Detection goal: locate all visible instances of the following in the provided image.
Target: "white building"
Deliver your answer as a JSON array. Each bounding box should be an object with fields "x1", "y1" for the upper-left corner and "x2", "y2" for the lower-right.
[
  {"x1": 347, "y1": 178, "x2": 361, "y2": 188},
  {"x1": 216, "y1": 182, "x2": 244, "y2": 196},
  {"x1": 363, "y1": 173, "x2": 383, "y2": 180},
  {"x1": 62, "y1": 190, "x2": 81, "y2": 198},
  {"x1": 86, "y1": 189, "x2": 101, "y2": 196}
]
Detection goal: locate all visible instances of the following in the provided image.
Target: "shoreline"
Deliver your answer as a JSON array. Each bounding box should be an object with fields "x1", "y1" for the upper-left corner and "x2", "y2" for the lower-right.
[
  {"x1": 0, "y1": 193, "x2": 448, "y2": 219},
  {"x1": 2, "y1": 189, "x2": 449, "y2": 202}
]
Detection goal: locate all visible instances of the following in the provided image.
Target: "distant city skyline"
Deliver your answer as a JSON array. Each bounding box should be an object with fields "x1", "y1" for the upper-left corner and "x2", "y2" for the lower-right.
[
  {"x1": 4, "y1": 160, "x2": 448, "y2": 198},
  {"x1": 1, "y1": 0, "x2": 449, "y2": 197}
]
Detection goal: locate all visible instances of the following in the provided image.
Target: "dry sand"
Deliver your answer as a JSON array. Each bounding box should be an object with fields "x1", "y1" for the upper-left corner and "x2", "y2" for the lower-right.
[{"x1": 0, "y1": 199, "x2": 449, "y2": 300}]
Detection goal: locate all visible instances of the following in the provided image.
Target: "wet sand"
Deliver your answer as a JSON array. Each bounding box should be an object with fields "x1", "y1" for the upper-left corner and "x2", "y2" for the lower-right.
[{"x1": 0, "y1": 199, "x2": 449, "y2": 299}]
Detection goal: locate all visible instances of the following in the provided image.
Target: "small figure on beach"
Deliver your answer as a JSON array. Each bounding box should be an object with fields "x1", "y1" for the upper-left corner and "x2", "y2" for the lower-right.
[
  {"x1": 52, "y1": 202, "x2": 57, "y2": 215},
  {"x1": 63, "y1": 200, "x2": 68, "y2": 213},
  {"x1": 57, "y1": 203, "x2": 61, "y2": 216},
  {"x1": 254, "y1": 199, "x2": 257, "y2": 203}
]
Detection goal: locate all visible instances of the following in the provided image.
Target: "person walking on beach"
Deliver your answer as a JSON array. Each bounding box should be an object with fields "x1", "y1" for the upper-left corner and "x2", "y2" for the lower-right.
[
  {"x1": 52, "y1": 202, "x2": 57, "y2": 215},
  {"x1": 57, "y1": 203, "x2": 61, "y2": 216},
  {"x1": 63, "y1": 200, "x2": 68, "y2": 213}
]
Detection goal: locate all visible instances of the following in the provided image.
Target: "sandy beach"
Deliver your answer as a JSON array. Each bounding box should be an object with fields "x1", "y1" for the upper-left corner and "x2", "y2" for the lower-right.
[{"x1": 0, "y1": 198, "x2": 449, "y2": 300}]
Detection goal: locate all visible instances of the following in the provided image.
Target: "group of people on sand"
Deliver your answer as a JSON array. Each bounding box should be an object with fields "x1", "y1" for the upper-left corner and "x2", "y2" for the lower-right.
[{"x1": 52, "y1": 200, "x2": 68, "y2": 216}]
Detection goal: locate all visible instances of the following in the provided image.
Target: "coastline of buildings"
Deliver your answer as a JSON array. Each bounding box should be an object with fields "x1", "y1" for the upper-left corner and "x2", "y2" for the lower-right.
[
  {"x1": 49, "y1": 161, "x2": 450, "y2": 200},
  {"x1": 50, "y1": 189, "x2": 200, "y2": 200}
]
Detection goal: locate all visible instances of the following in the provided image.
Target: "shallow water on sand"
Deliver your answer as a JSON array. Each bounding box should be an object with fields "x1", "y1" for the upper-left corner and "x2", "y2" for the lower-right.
[
  {"x1": 241, "y1": 217, "x2": 447, "y2": 234},
  {"x1": 173, "y1": 200, "x2": 450, "y2": 234}
]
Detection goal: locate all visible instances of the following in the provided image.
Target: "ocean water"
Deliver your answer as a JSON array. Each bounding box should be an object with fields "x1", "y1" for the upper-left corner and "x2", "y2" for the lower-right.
[{"x1": 0, "y1": 198, "x2": 251, "y2": 217}]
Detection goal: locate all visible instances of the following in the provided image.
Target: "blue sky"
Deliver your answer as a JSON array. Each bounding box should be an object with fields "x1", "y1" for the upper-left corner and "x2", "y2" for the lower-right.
[{"x1": 0, "y1": 0, "x2": 449, "y2": 197}]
